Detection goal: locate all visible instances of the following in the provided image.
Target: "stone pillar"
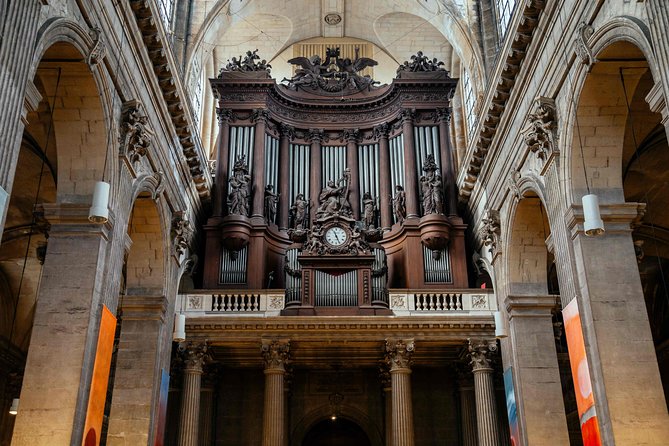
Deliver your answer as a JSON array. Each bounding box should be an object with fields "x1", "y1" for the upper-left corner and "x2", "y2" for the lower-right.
[
  {"x1": 375, "y1": 124, "x2": 392, "y2": 230},
  {"x1": 199, "y1": 369, "x2": 216, "y2": 446},
  {"x1": 380, "y1": 368, "x2": 392, "y2": 445},
  {"x1": 214, "y1": 109, "x2": 232, "y2": 216},
  {"x1": 0, "y1": 0, "x2": 41, "y2": 239},
  {"x1": 385, "y1": 339, "x2": 415, "y2": 446},
  {"x1": 278, "y1": 125, "x2": 293, "y2": 230},
  {"x1": 106, "y1": 295, "x2": 169, "y2": 445},
  {"x1": 436, "y1": 108, "x2": 457, "y2": 216},
  {"x1": 309, "y1": 129, "x2": 323, "y2": 224},
  {"x1": 457, "y1": 368, "x2": 478, "y2": 446},
  {"x1": 646, "y1": 1, "x2": 669, "y2": 115},
  {"x1": 344, "y1": 129, "x2": 360, "y2": 219},
  {"x1": 177, "y1": 343, "x2": 208, "y2": 446},
  {"x1": 568, "y1": 203, "x2": 669, "y2": 444},
  {"x1": 251, "y1": 109, "x2": 268, "y2": 219},
  {"x1": 504, "y1": 295, "x2": 569, "y2": 445},
  {"x1": 11, "y1": 205, "x2": 112, "y2": 445},
  {"x1": 400, "y1": 110, "x2": 419, "y2": 218},
  {"x1": 469, "y1": 339, "x2": 500, "y2": 446},
  {"x1": 261, "y1": 339, "x2": 289, "y2": 446}
]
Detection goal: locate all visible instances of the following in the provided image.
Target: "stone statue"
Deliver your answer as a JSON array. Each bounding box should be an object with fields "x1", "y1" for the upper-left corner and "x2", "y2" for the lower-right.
[
  {"x1": 393, "y1": 185, "x2": 406, "y2": 224},
  {"x1": 220, "y1": 49, "x2": 271, "y2": 75},
  {"x1": 290, "y1": 193, "x2": 309, "y2": 230},
  {"x1": 228, "y1": 156, "x2": 251, "y2": 216},
  {"x1": 362, "y1": 192, "x2": 377, "y2": 229},
  {"x1": 264, "y1": 184, "x2": 279, "y2": 225},
  {"x1": 419, "y1": 154, "x2": 444, "y2": 215},
  {"x1": 316, "y1": 169, "x2": 352, "y2": 218}
]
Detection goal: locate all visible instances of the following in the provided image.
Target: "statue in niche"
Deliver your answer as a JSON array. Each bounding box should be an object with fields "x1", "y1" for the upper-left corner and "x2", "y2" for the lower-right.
[
  {"x1": 228, "y1": 156, "x2": 251, "y2": 216},
  {"x1": 420, "y1": 154, "x2": 444, "y2": 215},
  {"x1": 393, "y1": 185, "x2": 406, "y2": 224},
  {"x1": 264, "y1": 185, "x2": 279, "y2": 225},
  {"x1": 316, "y1": 169, "x2": 352, "y2": 218},
  {"x1": 289, "y1": 194, "x2": 309, "y2": 230},
  {"x1": 362, "y1": 192, "x2": 377, "y2": 229}
]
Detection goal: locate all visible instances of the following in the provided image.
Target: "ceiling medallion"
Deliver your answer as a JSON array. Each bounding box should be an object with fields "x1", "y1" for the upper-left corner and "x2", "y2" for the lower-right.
[{"x1": 324, "y1": 13, "x2": 342, "y2": 26}]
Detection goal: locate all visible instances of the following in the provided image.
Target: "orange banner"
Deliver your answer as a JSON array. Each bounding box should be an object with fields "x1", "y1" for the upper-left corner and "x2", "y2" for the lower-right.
[
  {"x1": 563, "y1": 298, "x2": 602, "y2": 446},
  {"x1": 82, "y1": 305, "x2": 117, "y2": 446}
]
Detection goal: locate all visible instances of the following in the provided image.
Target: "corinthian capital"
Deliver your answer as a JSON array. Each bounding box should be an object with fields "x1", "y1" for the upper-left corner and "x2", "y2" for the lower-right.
[
  {"x1": 179, "y1": 341, "x2": 208, "y2": 373},
  {"x1": 385, "y1": 338, "x2": 415, "y2": 371},
  {"x1": 468, "y1": 339, "x2": 497, "y2": 372},
  {"x1": 261, "y1": 339, "x2": 290, "y2": 371}
]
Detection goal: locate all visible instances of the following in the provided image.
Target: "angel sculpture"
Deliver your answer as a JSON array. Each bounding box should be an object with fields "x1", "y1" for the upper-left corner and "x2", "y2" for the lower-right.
[
  {"x1": 282, "y1": 54, "x2": 333, "y2": 90},
  {"x1": 335, "y1": 47, "x2": 379, "y2": 90}
]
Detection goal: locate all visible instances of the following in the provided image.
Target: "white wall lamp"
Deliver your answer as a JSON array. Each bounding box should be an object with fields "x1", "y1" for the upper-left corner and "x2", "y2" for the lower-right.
[
  {"x1": 494, "y1": 311, "x2": 509, "y2": 338},
  {"x1": 173, "y1": 313, "x2": 186, "y2": 342},
  {"x1": 88, "y1": 180, "x2": 110, "y2": 223},
  {"x1": 9, "y1": 398, "x2": 19, "y2": 415}
]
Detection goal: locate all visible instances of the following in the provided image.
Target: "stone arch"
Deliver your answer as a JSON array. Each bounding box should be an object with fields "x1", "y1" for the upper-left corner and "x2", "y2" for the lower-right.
[
  {"x1": 561, "y1": 17, "x2": 662, "y2": 205},
  {"x1": 292, "y1": 404, "x2": 383, "y2": 446}
]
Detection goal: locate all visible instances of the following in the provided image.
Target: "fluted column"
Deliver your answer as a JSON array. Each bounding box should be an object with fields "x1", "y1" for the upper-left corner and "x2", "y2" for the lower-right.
[
  {"x1": 309, "y1": 129, "x2": 323, "y2": 223},
  {"x1": 646, "y1": 1, "x2": 669, "y2": 109},
  {"x1": 0, "y1": 0, "x2": 41, "y2": 238},
  {"x1": 375, "y1": 124, "x2": 392, "y2": 230},
  {"x1": 400, "y1": 110, "x2": 419, "y2": 218},
  {"x1": 251, "y1": 109, "x2": 269, "y2": 219},
  {"x1": 214, "y1": 109, "x2": 233, "y2": 216},
  {"x1": 380, "y1": 368, "x2": 392, "y2": 446},
  {"x1": 344, "y1": 129, "x2": 360, "y2": 219},
  {"x1": 178, "y1": 343, "x2": 207, "y2": 446},
  {"x1": 261, "y1": 339, "x2": 290, "y2": 446},
  {"x1": 436, "y1": 108, "x2": 457, "y2": 216},
  {"x1": 385, "y1": 339, "x2": 415, "y2": 446},
  {"x1": 469, "y1": 340, "x2": 500, "y2": 446},
  {"x1": 457, "y1": 368, "x2": 478, "y2": 446},
  {"x1": 278, "y1": 125, "x2": 293, "y2": 229},
  {"x1": 198, "y1": 367, "x2": 217, "y2": 446}
]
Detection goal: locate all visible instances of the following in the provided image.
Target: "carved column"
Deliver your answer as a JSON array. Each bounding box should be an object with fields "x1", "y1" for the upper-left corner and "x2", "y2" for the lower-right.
[
  {"x1": 261, "y1": 340, "x2": 290, "y2": 446},
  {"x1": 375, "y1": 124, "x2": 393, "y2": 229},
  {"x1": 278, "y1": 125, "x2": 293, "y2": 230},
  {"x1": 469, "y1": 340, "x2": 500, "y2": 446},
  {"x1": 400, "y1": 110, "x2": 419, "y2": 218},
  {"x1": 386, "y1": 339, "x2": 415, "y2": 446},
  {"x1": 309, "y1": 129, "x2": 323, "y2": 224},
  {"x1": 214, "y1": 109, "x2": 232, "y2": 216},
  {"x1": 0, "y1": 0, "x2": 41, "y2": 234},
  {"x1": 178, "y1": 343, "x2": 207, "y2": 446},
  {"x1": 436, "y1": 108, "x2": 457, "y2": 216},
  {"x1": 344, "y1": 129, "x2": 361, "y2": 219},
  {"x1": 457, "y1": 368, "x2": 478, "y2": 446},
  {"x1": 252, "y1": 109, "x2": 269, "y2": 219}
]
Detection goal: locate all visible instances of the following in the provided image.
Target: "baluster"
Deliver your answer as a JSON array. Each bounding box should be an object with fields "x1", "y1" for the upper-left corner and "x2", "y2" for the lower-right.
[
  {"x1": 457, "y1": 294, "x2": 463, "y2": 310},
  {"x1": 253, "y1": 294, "x2": 259, "y2": 311},
  {"x1": 439, "y1": 294, "x2": 445, "y2": 311},
  {"x1": 216, "y1": 294, "x2": 222, "y2": 311},
  {"x1": 446, "y1": 293, "x2": 452, "y2": 311},
  {"x1": 211, "y1": 295, "x2": 216, "y2": 311}
]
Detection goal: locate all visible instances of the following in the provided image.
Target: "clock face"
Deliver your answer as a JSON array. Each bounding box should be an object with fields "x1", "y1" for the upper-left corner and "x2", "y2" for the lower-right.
[{"x1": 325, "y1": 226, "x2": 348, "y2": 246}]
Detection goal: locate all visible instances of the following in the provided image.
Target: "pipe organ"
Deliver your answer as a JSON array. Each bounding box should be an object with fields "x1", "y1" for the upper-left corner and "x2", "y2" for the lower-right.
[{"x1": 203, "y1": 49, "x2": 469, "y2": 313}]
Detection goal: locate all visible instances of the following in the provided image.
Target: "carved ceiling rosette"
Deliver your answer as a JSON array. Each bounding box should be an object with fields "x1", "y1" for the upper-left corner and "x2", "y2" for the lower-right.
[
  {"x1": 522, "y1": 97, "x2": 558, "y2": 172},
  {"x1": 477, "y1": 209, "x2": 501, "y2": 259},
  {"x1": 384, "y1": 338, "x2": 415, "y2": 371},
  {"x1": 171, "y1": 210, "x2": 194, "y2": 259},
  {"x1": 119, "y1": 100, "x2": 154, "y2": 172},
  {"x1": 261, "y1": 339, "x2": 290, "y2": 371}
]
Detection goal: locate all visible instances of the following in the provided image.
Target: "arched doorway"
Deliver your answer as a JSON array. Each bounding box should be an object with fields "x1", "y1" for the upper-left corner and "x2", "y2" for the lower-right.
[{"x1": 301, "y1": 418, "x2": 371, "y2": 446}]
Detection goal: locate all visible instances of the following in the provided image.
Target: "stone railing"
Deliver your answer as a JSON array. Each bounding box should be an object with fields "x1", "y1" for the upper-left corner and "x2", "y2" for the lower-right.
[
  {"x1": 181, "y1": 289, "x2": 496, "y2": 317},
  {"x1": 388, "y1": 289, "x2": 497, "y2": 316}
]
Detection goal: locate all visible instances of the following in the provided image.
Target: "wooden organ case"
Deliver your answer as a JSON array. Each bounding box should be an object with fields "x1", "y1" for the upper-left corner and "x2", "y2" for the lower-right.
[{"x1": 202, "y1": 50, "x2": 468, "y2": 315}]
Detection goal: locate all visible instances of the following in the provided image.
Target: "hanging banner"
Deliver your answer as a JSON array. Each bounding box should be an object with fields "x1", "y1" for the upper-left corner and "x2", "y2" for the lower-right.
[
  {"x1": 563, "y1": 298, "x2": 602, "y2": 446},
  {"x1": 503, "y1": 367, "x2": 520, "y2": 446},
  {"x1": 82, "y1": 305, "x2": 117, "y2": 446}
]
